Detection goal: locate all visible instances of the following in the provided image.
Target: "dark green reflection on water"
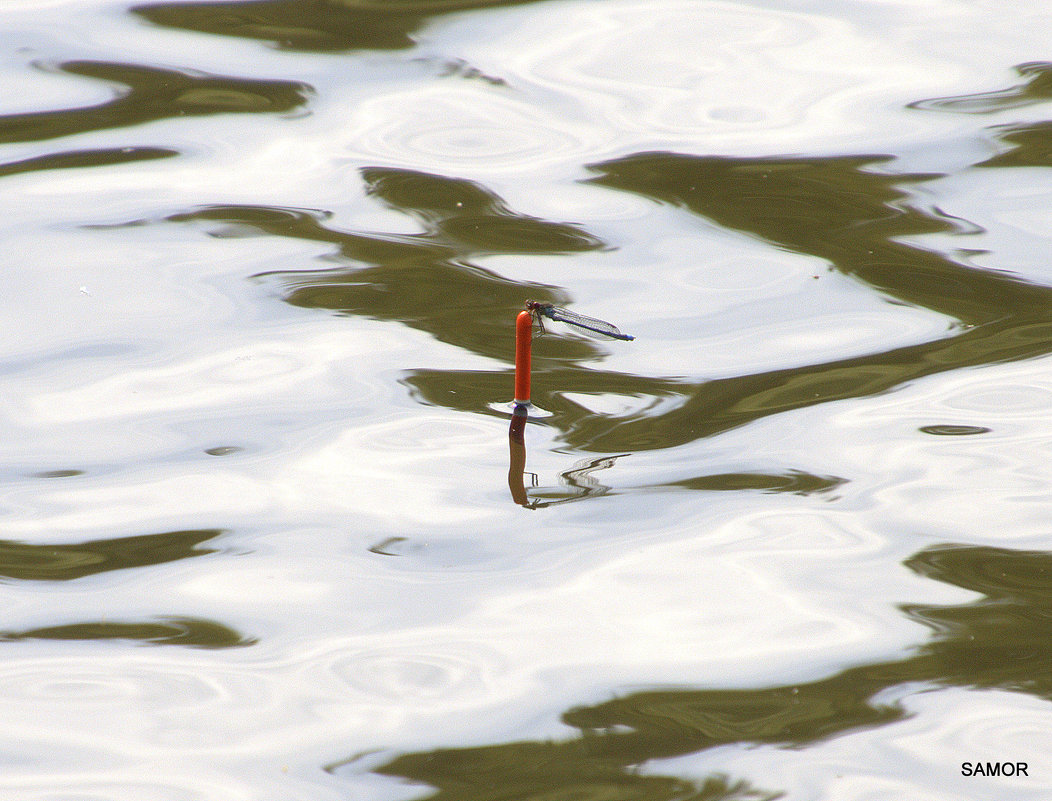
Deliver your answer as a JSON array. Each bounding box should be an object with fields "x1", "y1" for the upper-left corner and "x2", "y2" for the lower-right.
[
  {"x1": 0, "y1": 617, "x2": 254, "y2": 648},
  {"x1": 190, "y1": 154, "x2": 1052, "y2": 454},
  {"x1": 979, "y1": 120, "x2": 1052, "y2": 167},
  {"x1": 588, "y1": 152, "x2": 1043, "y2": 326},
  {"x1": 374, "y1": 748, "x2": 775, "y2": 801},
  {"x1": 548, "y1": 151, "x2": 1052, "y2": 452},
  {"x1": 0, "y1": 528, "x2": 223, "y2": 581},
  {"x1": 0, "y1": 147, "x2": 177, "y2": 179},
  {"x1": 909, "y1": 61, "x2": 1052, "y2": 114},
  {"x1": 903, "y1": 545, "x2": 1052, "y2": 691},
  {"x1": 173, "y1": 167, "x2": 603, "y2": 359},
  {"x1": 349, "y1": 543, "x2": 1052, "y2": 799},
  {"x1": 0, "y1": 61, "x2": 309, "y2": 144},
  {"x1": 0, "y1": 530, "x2": 252, "y2": 648},
  {"x1": 522, "y1": 465, "x2": 843, "y2": 510},
  {"x1": 664, "y1": 469, "x2": 845, "y2": 496},
  {"x1": 133, "y1": 0, "x2": 549, "y2": 52}
]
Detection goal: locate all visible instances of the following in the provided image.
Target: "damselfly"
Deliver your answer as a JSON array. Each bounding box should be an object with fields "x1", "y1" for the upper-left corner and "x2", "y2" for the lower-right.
[{"x1": 525, "y1": 300, "x2": 635, "y2": 341}]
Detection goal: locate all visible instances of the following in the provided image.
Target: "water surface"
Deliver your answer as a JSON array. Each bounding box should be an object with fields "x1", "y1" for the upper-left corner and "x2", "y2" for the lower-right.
[{"x1": 1, "y1": 0, "x2": 1051, "y2": 798}]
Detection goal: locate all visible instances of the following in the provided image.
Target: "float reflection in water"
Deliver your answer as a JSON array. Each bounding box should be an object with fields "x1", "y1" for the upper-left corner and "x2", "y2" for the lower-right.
[{"x1": 507, "y1": 403, "x2": 627, "y2": 509}]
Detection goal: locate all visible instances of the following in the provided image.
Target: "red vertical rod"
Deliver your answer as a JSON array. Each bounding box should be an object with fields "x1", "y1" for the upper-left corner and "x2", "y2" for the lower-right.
[{"x1": 513, "y1": 310, "x2": 532, "y2": 406}]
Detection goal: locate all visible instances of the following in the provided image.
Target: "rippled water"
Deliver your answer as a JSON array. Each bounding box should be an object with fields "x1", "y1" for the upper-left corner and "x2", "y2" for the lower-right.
[{"x1": 2, "y1": 0, "x2": 1051, "y2": 798}]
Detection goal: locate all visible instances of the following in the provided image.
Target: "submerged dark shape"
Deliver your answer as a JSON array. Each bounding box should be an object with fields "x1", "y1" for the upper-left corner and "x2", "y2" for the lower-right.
[
  {"x1": 0, "y1": 61, "x2": 310, "y2": 144},
  {"x1": 0, "y1": 616, "x2": 255, "y2": 648},
  {"x1": 132, "y1": 0, "x2": 551, "y2": 53},
  {"x1": 0, "y1": 528, "x2": 223, "y2": 581},
  {"x1": 338, "y1": 544, "x2": 1052, "y2": 800}
]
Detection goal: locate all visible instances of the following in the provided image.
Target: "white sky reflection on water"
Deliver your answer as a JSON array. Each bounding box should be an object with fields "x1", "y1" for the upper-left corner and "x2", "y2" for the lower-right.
[{"x1": 0, "y1": 0, "x2": 1050, "y2": 798}]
